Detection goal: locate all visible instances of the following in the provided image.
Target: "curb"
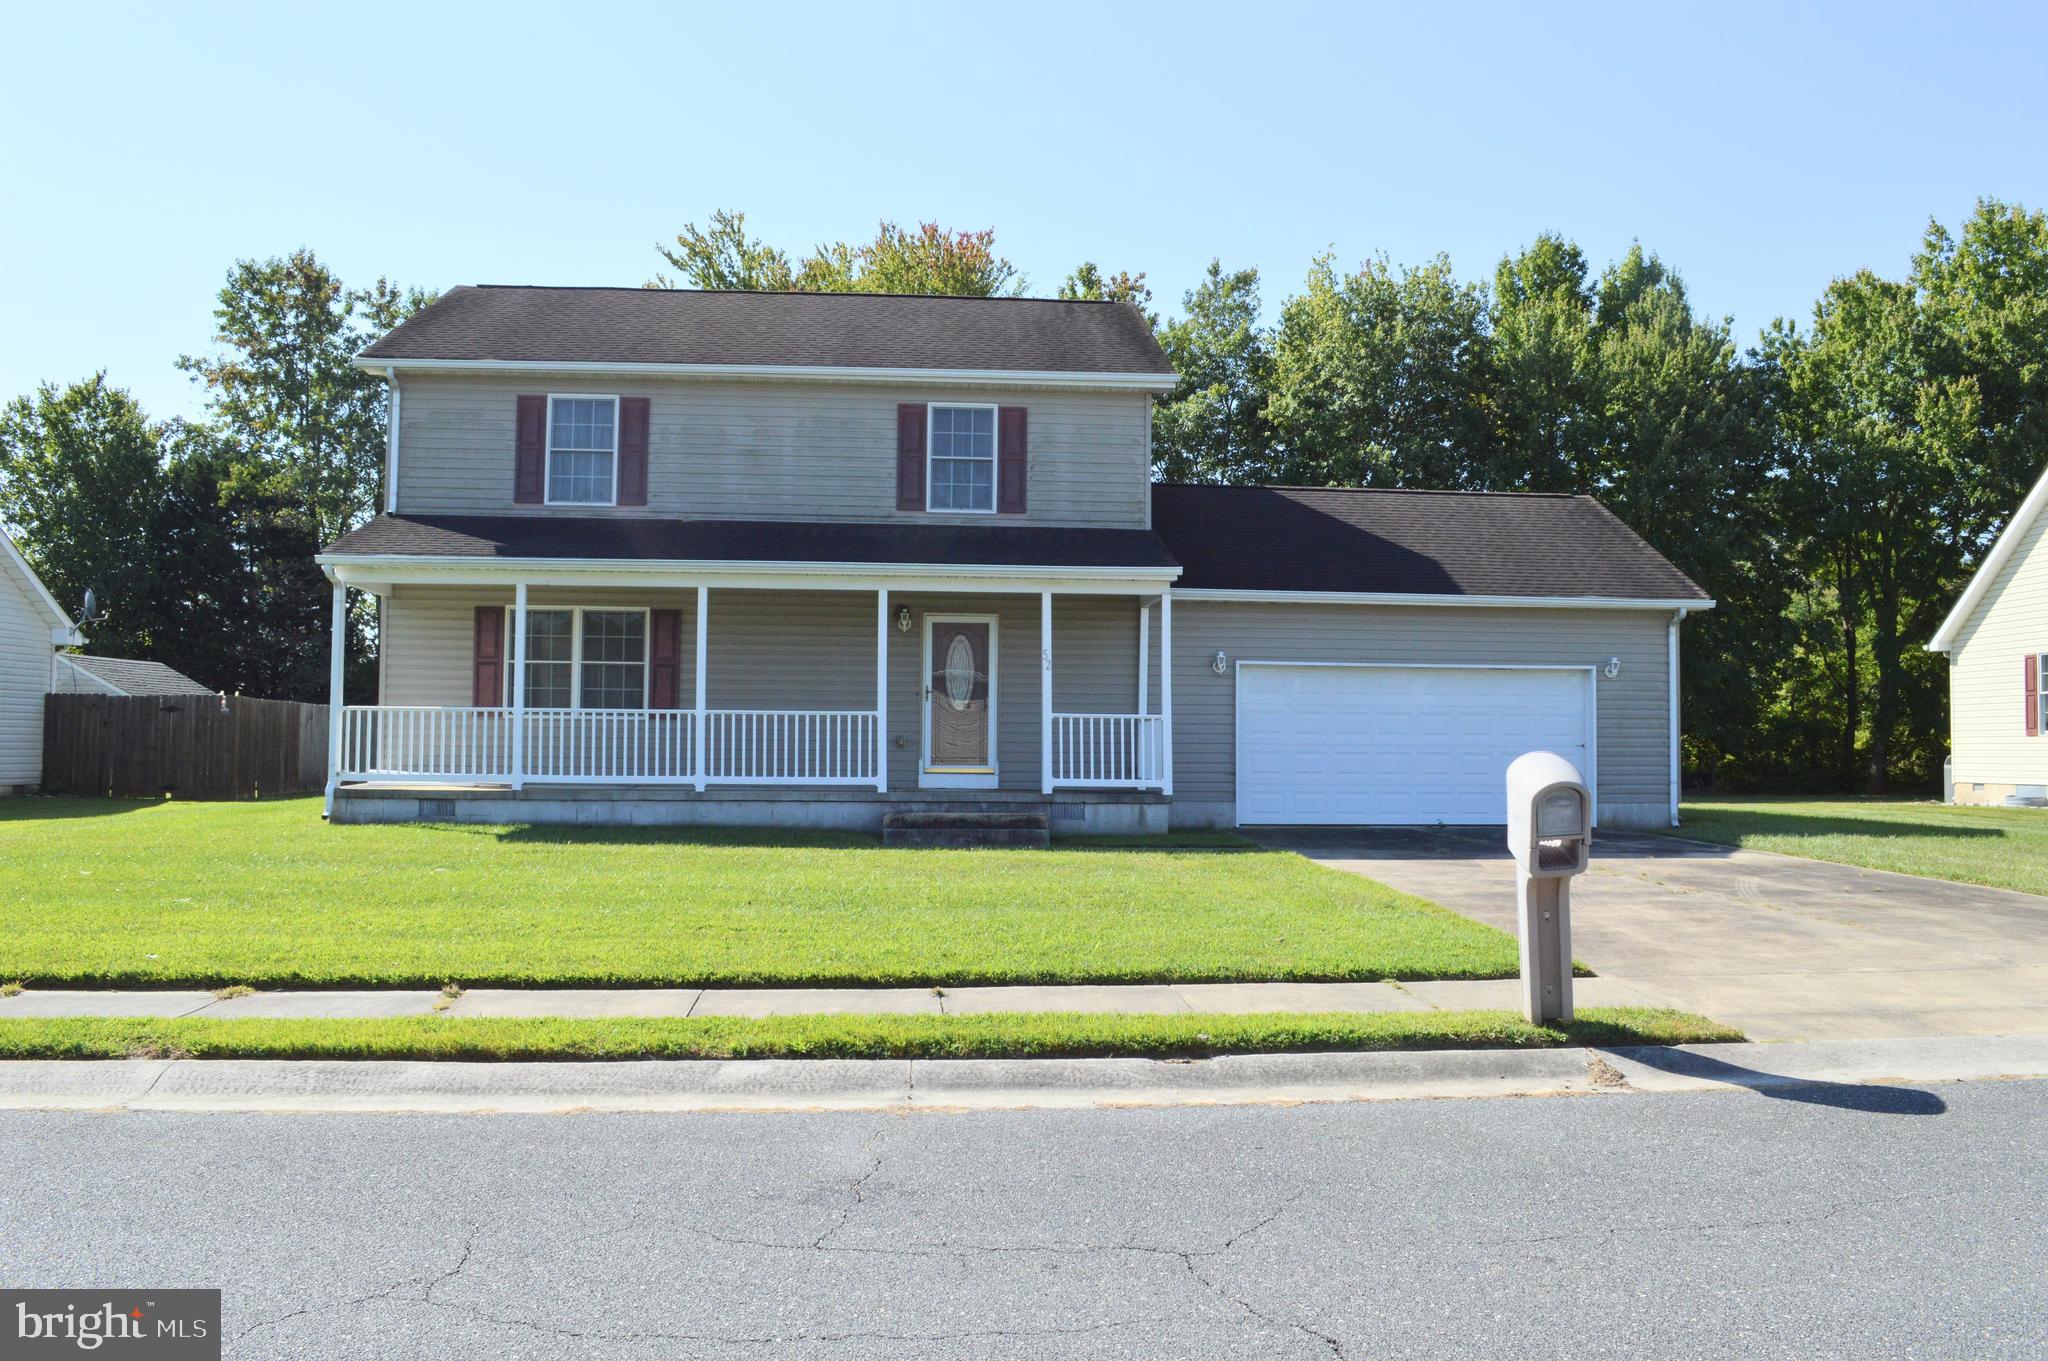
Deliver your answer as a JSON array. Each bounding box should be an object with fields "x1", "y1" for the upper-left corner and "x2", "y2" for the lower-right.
[{"x1": 0, "y1": 1035, "x2": 2041, "y2": 1115}]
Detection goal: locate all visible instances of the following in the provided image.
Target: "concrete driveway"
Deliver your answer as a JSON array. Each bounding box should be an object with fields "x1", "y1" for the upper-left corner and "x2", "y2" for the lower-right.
[{"x1": 1256, "y1": 827, "x2": 2048, "y2": 1041}]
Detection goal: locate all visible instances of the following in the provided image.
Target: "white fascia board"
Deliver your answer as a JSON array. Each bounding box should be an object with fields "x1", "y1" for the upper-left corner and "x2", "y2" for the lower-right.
[
  {"x1": 318, "y1": 554, "x2": 1180, "y2": 595},
  {"x1": 0, "y1": 525, "x2": 77, "y2": 632},
  {"x1": 1171, "y1": 587, "x2": 1717, "y2": 612},
  {"x1": 351, "y1": 355, "x2": 1180, "y2": 394},
  {"x1": 1929, "y1": 460, "x2": 2048, "y2": 652}
]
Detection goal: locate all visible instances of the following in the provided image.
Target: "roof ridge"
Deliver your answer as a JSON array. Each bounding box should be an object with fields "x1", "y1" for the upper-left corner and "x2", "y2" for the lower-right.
[
  {"x1": 1156, "y1": 482, "x2": 1591, "y2": 500},
  {"x1": 473, "y1": 283, "x2": 1125, "y2": 306}
]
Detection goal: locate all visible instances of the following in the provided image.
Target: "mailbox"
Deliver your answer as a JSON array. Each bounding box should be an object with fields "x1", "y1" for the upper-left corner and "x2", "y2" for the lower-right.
[
  {"x1": 1506, "y1": 751, "x2": 1592, "y2": 878},
  {"x1": 1504, "y1": 751, "x2": 1592, "y2": 1024}
]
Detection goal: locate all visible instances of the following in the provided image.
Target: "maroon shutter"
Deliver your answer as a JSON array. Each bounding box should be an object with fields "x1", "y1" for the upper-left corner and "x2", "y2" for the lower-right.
[
  {"x1": 617, "y1": 397, "x2": 650, "y2": 506},
  {"x1": 997, "y1": 406, "x2": 1028, "y2": 513},
  {"x1": 2027, "y1": 654, "x2": 2040, "y2": 737},
  {"x1": 649, "y1": 609, "x2": 681, "y2": 709},
  {"x1": 514, "y1": 396, "x2": 546, "y2": 504},
  {"x1": 473, "y1": 606, "x2": 504, "y2": 707},
  {"x1": 896, "y1": 403, "x2": 927, "y2": 510}
]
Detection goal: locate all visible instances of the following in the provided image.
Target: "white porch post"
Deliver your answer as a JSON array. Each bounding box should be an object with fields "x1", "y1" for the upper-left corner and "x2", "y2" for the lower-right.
[
  {"x1": 693, "y1": 585, "x2": 709, "y2": 792},
  {"x1": 1137, "y1": 603, "x2": 1150, "y2": 716},
  {"x1": 510, "y1": 582, "x2": 527, "y2": 788},
  {"x1": 323, "y1": 580, "x2": 345, "y2": 817},
  {"x1": 1040, "y1": 590, "x2": 1054, "y2": 795},
  {"x1": 875, "y1": 588, "x2": 889, "y2": 792},
  {"x1": 1159, "y1": 589, "x2": 1173, "y2": 796}
]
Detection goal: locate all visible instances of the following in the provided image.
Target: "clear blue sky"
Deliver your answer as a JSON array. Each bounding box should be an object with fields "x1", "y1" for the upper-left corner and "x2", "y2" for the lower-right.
[{"x1": 4, "y1": 0, "x2": 2043, "y2": 422}]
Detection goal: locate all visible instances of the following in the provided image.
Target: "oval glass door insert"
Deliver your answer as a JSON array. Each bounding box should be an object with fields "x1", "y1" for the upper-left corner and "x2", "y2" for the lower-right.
[{"x1": 944, "y1": 635, "x2": 976, "y2": 710}]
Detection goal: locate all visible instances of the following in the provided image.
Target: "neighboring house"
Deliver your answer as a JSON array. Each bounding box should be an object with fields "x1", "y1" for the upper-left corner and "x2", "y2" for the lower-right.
[
  {"x1": 1930, "y1": 460, "x2": 2048, "y2": 806},
  {"x1": 321, "y1": 286, "x2": 1712, "y2": 831},
  {"x1": 0, "y1": 528, "x2": 83, "y2": 793},
  {"x1": 53, "y1": 654, "x2": 214, "y2": 698}
]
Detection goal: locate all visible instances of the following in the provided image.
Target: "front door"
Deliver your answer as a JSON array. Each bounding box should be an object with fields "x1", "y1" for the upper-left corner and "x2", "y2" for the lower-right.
[{"x1": 922, "y1": 615, "x2": 998, "y2": 788}]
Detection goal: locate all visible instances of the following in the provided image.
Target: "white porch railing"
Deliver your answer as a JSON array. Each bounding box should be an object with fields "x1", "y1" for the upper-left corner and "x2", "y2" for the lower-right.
[
  {"x1": 338, "y1": 706, "x2": 876, "y2": 786},
  {"x1": 702, "y1": 709, "x2": 878, "y2": 785},
  {"x1": 1049, "y1": 713, "x2": 1166, "y2": 789}
]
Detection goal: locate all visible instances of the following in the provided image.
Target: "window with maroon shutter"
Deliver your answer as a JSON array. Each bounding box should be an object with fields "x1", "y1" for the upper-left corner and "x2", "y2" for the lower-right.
[
  {"x1": 617, "y1": 397, "x2": 650, "y2": 506},
  {"x1": 897, "y1": 404, "x2": 927, "y2": 510},
  {"x1": 2027, "y1": 653, "x2": 2041, "y2": 737},
  {"x1": 473, "y1": 606, "x2": 505, "y2": 706},
  {"x1": 998, "y1": 406, "x2": 1027, "y2": 513},
  {"x1": 514, "y1": 396, "x2": 546, "y2": 503},
  {"x1": 649, "y1": 609, "x2": 682, "y2": 709}
]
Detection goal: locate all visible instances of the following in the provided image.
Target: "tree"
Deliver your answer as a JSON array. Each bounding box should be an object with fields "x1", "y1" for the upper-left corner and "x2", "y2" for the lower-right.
[
  {"x1": 1482, "y1": 235, "x2": 1600, "y2": 490},
  {"x1": 651, "y1": 214, "x2": 1025, "y2": 297},
  {"x1": 0, "y1": 375, "x2": 167, "y2": 656},
  {"x1": 1264, "y1": 253, "x2": 1490, "y2": 488},
  {"x1": 651, "y1": 209, "x2": 795, "y2": 291},
  {"x1": 177, "y1": 250, "x2": 431, "y2": 545},
  {"x1": 1150, "y1": 261, "x2": 1273, "y2": 482},
  {"x1": 1059, "y1": 263, "x2": 1156, "y2": 327}
]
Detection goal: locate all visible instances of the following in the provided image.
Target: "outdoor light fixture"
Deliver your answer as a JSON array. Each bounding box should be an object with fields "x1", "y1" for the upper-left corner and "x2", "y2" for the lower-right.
[
  {"x1": 1603, "y1": 656, "x2": 1622, "y2": 678},
  {"x1": 897, "y1": 607, "x2": 912, "y2": 633},
  {"x1": 1211, "y1": 650, "x2": 1228, "y2": 674}
]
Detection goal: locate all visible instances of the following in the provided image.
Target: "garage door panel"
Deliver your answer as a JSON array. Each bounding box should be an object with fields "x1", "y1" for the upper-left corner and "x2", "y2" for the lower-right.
[{"x1": 1237, "y1": 664, "x2": 1591, "y2": 826}]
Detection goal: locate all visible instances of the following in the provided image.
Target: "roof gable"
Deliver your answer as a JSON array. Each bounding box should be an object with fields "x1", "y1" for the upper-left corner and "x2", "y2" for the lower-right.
[
  {"x1": 0, "y1": 527, "x2": 77, "y2": 636},
  {"x1": 1930, "y1": 460, "x2": 2048, "y2": 651},
  {"x1": 56, "y1": 654, "x2": 213, "y2": 696},
  {"x1": 359, "y1": 286, "x2": 1175, "y2": 386}
]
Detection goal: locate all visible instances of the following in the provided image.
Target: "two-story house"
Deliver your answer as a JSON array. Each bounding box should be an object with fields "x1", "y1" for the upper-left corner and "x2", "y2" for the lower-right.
[{"x1": 320, "y1": 285, "x2": 1711, "y2": 833}]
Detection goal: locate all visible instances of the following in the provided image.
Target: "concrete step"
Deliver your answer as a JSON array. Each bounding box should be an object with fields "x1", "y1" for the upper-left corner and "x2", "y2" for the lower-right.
[{"x1": 881, "y1": 810, "x2": 1051, "y2": 849}]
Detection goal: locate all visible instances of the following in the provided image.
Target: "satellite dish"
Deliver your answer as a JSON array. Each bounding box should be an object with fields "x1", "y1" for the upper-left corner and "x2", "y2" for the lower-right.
[{"x1": 81, "y1": 589, "x2": 96, "y2": 621}]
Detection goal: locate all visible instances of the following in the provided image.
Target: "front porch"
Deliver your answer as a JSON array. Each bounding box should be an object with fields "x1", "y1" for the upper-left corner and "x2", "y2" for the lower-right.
[{"x1": 323, "y1": 568, "x2": 1177, "y2": 829}]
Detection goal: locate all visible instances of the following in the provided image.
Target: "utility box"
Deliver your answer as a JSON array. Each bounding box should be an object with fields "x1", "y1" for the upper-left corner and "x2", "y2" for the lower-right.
[{"x1": 1505, "y1": 751, "x2": 1592, "y2": 1024}]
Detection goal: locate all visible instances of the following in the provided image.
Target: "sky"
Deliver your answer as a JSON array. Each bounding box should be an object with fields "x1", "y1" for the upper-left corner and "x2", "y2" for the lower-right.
[{"x1": 4, "y1": 0, "x2": 2045, "y2": 422}]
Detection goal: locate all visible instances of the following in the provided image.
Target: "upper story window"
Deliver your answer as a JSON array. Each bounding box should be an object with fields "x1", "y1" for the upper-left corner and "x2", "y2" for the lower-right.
[
  {"x1": 928, "y1": 404, "x2": 997, "y2": 513},
  {"x1": 547, "y1": 396, "x2": 618, "y2": 505}
]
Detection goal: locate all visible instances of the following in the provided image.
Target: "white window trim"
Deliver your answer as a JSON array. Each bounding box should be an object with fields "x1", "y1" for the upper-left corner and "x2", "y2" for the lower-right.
[
  {"x1": 543, "y1": 394, "x2": 621, "y2": 508},
  {"x1": 2037, "y1": 651, "x2": 2048, "y2": 736},
  {"x1": 925, "y1": 402, "x2": 999, "y2": 515},
  {"x1": 504, "y1": 604, "x2": 651, "y2": 711}
]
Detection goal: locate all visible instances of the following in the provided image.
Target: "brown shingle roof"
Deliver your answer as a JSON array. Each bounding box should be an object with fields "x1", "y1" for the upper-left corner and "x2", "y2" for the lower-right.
[
  {"x1": 60, "y1": 654, "x2": 214, "y2": 696},
  {"x1": 360, "y1": 286, "x2": 1174, "y2": 377},
  {"x1": 324, "y1": 514, "x2": 1179, "y2": 572},
  {"x1": 1150, "y1": 484, "x2": 1710, "y2": 601}
]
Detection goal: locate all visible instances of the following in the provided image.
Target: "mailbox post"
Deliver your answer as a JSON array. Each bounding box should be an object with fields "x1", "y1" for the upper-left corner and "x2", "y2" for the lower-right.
[{"x1": 1505, "y1": 751, "x2": 1592, "y2": 1024}]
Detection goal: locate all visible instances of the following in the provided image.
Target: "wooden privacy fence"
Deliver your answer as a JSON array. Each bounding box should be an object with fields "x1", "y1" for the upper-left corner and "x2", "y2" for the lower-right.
[{"x1": 43, "y1": 694, "x2": 329, "y2": 799}]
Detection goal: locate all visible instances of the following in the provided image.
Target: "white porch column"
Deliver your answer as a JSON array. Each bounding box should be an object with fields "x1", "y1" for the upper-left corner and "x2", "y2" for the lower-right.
[
  {"x1": 693, "y1": 585, "x2": 709, "y2": 792},
  {"x1": 510, "y1": 582, "x2": 527, "y2": 789},
  {"x1": 1159, "y1": 589, "x2": 1173, "y2": 796},
  {"x1": 1040, "y1": 590, "x2": 1054, "y2": 795},
  {"x1": 874, "y1": 588, "x2": 889, "y2": 792},
  {"x1": 323, "y1": 580, "x2": 346, "y2": 817},
  {"x1": 1137, "y1": 603, "x2": 1150, "y2": 717}
]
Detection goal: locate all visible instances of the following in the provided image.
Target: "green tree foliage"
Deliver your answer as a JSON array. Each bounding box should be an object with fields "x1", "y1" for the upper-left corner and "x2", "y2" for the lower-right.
[
  {"x1": 652, "y1": 213, "x2": 1024, "y2": 297},
  {"x1": 177, "y1": 250, "x2": 430, "y2": 544},
  {"x1": 1150, "y1": 262, "x2": 1273, "y2": 483},
  {"x1": 1265, "y1": 253, "x2": 1490, "y2": 488},
  {"x1": 1058, "y1": 263, "x2": 1156, "y2": 326}
]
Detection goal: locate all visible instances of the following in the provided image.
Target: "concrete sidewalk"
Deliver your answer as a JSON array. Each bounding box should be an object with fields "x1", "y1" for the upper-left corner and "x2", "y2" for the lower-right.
[
  {"x1": 0, "y1": 976, "x2": 1667, "y2": 1020},
  {"x1": 0, "y1": 1034, "x2": 2039, "y2": 1115}
]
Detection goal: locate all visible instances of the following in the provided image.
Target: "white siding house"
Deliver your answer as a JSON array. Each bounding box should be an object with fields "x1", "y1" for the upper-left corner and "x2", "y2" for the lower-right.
[
  {"x1": 0, "y1": 529, "x2": 81, "y2": 792},
  {"x1": 1931, "y1": 462, "x2": 2048, "y2": 805}
]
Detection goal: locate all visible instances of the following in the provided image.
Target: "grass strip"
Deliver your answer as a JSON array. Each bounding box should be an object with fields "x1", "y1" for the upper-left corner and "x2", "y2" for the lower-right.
[
  {"x1": 0, "y1": 1008, "x2": 1740, "y2": 1063},
  {"x1": 1674, "y1": 797, "x2": 2048, "y2": 897}
]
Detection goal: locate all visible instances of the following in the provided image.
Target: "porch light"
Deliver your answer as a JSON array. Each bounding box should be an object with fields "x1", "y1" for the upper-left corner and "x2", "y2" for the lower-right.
[
  {"x1": 897, "y1": 607, "x2": 912, "y2": 633},
  {"x1": 1604, "y1": 656, "x2": 1622, "y2": 678},
  {"x1": 1211, "y1": 650, "x2": 1228, "y2": 675}
]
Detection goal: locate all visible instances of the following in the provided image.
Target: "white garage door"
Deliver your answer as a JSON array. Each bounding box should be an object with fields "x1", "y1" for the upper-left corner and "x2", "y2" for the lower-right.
[{"x1": 1236, "y1": 664, "x2": 1593, "y2": 826}]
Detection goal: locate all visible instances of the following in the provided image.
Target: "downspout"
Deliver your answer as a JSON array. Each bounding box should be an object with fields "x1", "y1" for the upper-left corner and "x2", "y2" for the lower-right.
[
  {"x1": 1668, "y1": 607, "x2": 1688, "y2": 827},
  {"x1": 384, "y1": 367, "x2": 401, "y2": 514}
]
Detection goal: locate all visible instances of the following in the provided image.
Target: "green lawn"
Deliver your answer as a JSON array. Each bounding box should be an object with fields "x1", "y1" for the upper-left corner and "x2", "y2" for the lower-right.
[
  {"x1": 0, "y1": 1008, "x2": 1739, "y2": 1062},
  {"x1": 0, "y1": 797, "x2": 1519, "y2": 989},
  {"x1": 1674, "y1": 797, "x2": 2048, "y2": 897}
]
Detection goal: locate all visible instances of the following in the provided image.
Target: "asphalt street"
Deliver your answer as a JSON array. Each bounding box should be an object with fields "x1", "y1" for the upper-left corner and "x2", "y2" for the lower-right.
[{"x1": 3, "y1": 1079, "x2": 2043, "y2": 1360}]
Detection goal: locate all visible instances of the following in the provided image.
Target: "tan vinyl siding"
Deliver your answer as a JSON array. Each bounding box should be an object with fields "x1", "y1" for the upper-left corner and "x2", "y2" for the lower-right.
[
  {"x1": 395, "y1": 374, "x2": 1151, "y2": 529},
  {"x1": 1167, "y1": 602, "x2": 1675, "y2": 825},
  {"x1": 1948, "y1": 501, "x2": 2048, "y2": 787},
  {"x1": 0, "y1": 559, "x2": 54, "y2": 787}
]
